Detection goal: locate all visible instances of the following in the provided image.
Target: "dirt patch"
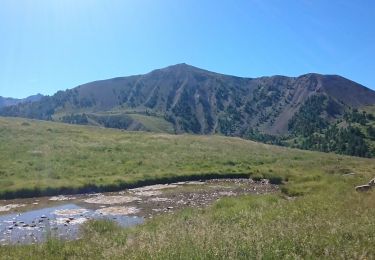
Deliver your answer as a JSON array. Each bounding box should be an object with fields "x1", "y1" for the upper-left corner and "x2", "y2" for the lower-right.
[
  {"x1": 137, "y1": 178, "x2": 279, "y2": 218},
  {"x1": 84, "y1": 195, "x2": 141, "y2": 205},
  {"x1": 96, "y1": 206, "x2": 140, "y2": 216}
]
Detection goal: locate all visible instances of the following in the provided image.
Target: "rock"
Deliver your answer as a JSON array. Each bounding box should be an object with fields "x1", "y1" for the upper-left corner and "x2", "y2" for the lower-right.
[
  {"x1": 54, "y1": 209, "x2": 88, "y2": 216},
  {"x1": 355, "y1": 184, "x2": 372, "y2": 192},
  {"x1": 167, "y1": 206, "x2": 174, "y2": 210}
]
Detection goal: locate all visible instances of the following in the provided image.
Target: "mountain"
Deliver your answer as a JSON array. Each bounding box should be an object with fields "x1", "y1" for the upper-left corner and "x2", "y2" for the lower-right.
[
  {"x1": 1, "y1": 64, "x2": 375, "y2": 157},
  {"x1": 0, "y1": 94, "x2": 44, "y2": 109}
]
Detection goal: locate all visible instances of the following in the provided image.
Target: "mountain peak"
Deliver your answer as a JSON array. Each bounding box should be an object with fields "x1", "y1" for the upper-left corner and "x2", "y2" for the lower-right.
[
  {"x1": 158, "y1": 63, "x2": 202, "y2": 72},
  {"x1": 150, "y1": 63, "x2": 218, "y2": 76},
  {"x1": 1, "y1": 64, "x2": 375, "y2": 137}
]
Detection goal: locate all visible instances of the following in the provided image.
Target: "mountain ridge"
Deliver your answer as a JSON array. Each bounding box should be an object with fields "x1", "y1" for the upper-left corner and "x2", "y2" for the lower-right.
[
  {"x1": 0, "y1": 94, "x2": 44, "y2": 109},
  {"x1": 1, "y1": 64, "x2": 375, "y2": 149}
]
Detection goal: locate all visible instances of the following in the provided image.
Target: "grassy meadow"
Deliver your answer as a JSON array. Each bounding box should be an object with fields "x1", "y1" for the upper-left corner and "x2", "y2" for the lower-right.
[{"x1": 0, "y1": 116, "x2": 374, "y2": 258}]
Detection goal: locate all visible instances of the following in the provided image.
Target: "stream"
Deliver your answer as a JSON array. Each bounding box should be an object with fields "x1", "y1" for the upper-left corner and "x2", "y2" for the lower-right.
[{"x1": 0, "y1": 178, "x2": 278, "y2": 245}]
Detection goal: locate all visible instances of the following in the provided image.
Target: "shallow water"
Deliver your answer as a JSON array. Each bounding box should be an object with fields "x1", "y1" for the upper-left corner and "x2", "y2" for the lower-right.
[
  {"x1": 0, "y1": 203, "x2": 143, "y2": 245},
  {"x1": 0, "y1": 178, "x2": 278, "y2": 245}
]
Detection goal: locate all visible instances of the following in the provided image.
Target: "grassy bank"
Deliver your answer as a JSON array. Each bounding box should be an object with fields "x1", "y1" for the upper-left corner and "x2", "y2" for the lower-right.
[
  {"x1": 0, "y1": 172, "x2": 255, "y2": 199},
  {"x1": 2, "y1": 116, "x2": 372, "y2": 199},
  {"x1": 0, "y1": 117, "x2": 374, "y2": 258},
  {"x1": 1, "y1": 175, "x2": 374, "y2": 259}
]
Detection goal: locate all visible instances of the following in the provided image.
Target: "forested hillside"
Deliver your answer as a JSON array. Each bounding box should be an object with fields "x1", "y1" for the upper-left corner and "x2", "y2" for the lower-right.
[{"x1": 2, "y1": 64, "x2": 375, "y2": 157}]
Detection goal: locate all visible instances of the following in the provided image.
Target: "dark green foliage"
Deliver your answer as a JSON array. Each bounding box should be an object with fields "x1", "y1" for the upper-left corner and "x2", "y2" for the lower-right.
[
  {"x1": 219, "y1": 105, "x2": 243, "y2": 135},
  {"x1": 244, "y1": 128, "x2": 284, "y2": 146},
  {"x1": 366, "y1": 125, "x2": 375, "y2": 140},
  {"x1": 172, "y1": 88, "x2": 201, "y2": 133},
  {"x1": 296, "y1": 125, "x2": 372, "y2": 158},
  {"x1": 90, "y1": 114, "x2": 134, "y2": 129},
  {"x1": 61, "y1": 114, "x2": 89, "y2": 125},
  {"x1": 288, "y1": 95, "x2": 328, "y2": 136},
  {"x1": 268, "y1": 175, "x2": 283, "y2": 184},
  {"x1": 253, "y1": 85, "x2": 282, "y2": 108},
  {"x1": 343, "y1": 109, "x2": 368, "y2": 125},
  {"x1": 215, "y1": 83, "x2": 229, "y2": 111},
  {"x1": 198, "y1": 93, "x2": 214, "y2": 133},
  {"x1": 244, "y1": 101, "x2": 255, "y2": 116}
]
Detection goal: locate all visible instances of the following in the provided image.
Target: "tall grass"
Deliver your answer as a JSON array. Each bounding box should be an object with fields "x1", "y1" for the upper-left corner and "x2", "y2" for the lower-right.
[
  {"x1": 2, "y1": 117, "x2": 372, "y2": 199},
  {"x1": 0, "y1": 117, "x2": 374, "y2": 258},
  {"x1": 1, "y1": 176, "x2": 374, "y2": 259}
]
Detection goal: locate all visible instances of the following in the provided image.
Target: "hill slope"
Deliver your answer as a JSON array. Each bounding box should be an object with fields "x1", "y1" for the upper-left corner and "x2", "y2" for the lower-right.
[
  {"x1": 0, "y1": 94, "x2": 43, "y2": 108},
  {"x1": 0, "y1": 116, "x2": 372, "y2": 197},
  {"x1": 0, "y1": 116, "x2": 374, "y2": 259},
  {"x1": 2, "y1": 64, "x2": 375, "y2": 156}
]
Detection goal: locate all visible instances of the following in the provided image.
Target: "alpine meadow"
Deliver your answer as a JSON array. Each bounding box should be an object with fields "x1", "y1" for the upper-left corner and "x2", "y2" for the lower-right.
[{"x1": 1, "y1": 1, "x2": 375, "y2": 259}]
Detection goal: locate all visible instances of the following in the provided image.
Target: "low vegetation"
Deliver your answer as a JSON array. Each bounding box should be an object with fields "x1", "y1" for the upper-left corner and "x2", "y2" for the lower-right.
[
  {"x1": 0, "y1": 117, "x2": 374, "y2": 258},
  {"x1": 1, "y1": 175, "x2": 374, "y2": 259},
  {"x1": 0, "y1": 116, "x2": 357, "y2": 199}
]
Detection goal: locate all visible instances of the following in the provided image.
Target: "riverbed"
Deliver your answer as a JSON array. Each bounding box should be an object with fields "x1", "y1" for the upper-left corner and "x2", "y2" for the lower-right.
[{"x1": 0, "y1": 178, "x2": 278, "y2": 245}]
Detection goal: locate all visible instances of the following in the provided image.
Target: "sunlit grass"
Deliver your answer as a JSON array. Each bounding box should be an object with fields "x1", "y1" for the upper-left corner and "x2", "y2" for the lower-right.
[
  {"x1": 0, "y1": 116, "x2": 374, "y2": 258},
  {"x1": 2, "y1": 116, "x2": 373, "y2": 198}
]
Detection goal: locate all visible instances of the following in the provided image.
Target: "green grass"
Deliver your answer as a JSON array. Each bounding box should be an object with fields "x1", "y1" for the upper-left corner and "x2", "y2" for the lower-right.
[
  {"x1": 0, "y1": 116, "x2": 375, "y2": 258},
  {"x1": 127, "y1": 113, "x2": 175, "y2": 133},
  {"x1": 3, "y1": 116, "x2": 372, "y2": 198},
  {"x1": 1, "y1": 180, "x2": 374, "y2": 259}
]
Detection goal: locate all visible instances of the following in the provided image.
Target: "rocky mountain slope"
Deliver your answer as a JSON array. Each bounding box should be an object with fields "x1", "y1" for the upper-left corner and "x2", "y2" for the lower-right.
[{"x1": 1, "y1": 64, "x2": 375, "y2": 138}]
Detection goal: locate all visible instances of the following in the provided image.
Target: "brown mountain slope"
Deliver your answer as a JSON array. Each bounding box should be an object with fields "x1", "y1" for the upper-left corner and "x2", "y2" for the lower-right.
[{"x1": 1, "y1": 64, "x2": 375, "y2": 136}]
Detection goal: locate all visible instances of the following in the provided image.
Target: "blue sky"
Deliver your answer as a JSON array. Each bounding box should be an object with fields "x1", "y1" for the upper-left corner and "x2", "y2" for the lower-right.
[{"x1": 0, "y1": 0, "x2": 374, "y2": 98}]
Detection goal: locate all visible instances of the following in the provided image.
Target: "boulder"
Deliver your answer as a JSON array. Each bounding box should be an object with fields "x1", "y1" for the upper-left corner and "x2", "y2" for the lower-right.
[{"x1": 355, "y1": 184, "x2": 372, "y2": 192}]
